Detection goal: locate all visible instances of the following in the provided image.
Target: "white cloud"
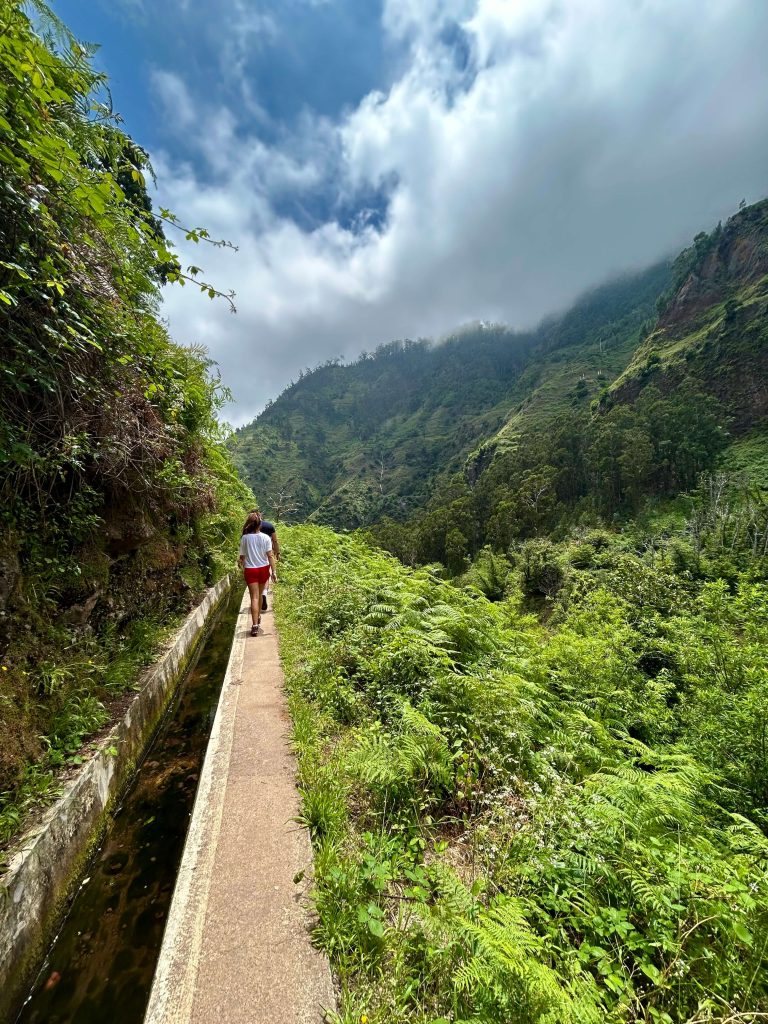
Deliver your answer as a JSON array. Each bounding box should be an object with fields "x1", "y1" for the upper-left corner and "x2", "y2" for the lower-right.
[
  {"x1": 223, "y1": 0, "x2": 280, "y2": 75},
  {"x1": 382, "y1": 0, "x2": 472, "y2": 42},
  {"x1": 154, "y1": 0, "x2": 768, "y2": 426},
  {"x1": 151, "y1": 70, "x2": 197, "y2": 130}
]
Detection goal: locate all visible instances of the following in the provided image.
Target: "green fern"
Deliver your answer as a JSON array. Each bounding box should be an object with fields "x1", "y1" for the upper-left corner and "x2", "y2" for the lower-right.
[
  {"x1": 277, "y1": 525, "x2": 768, "y2": 1023},
  {"x1": 452, "y1": 898, "x2": 574, "y2": 1022},
  {"x1": 347, "y1": 700, "x2": 452, "y2": 802}
]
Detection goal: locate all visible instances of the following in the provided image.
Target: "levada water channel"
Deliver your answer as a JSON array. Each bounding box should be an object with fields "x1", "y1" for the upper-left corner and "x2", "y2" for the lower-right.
[{"x1": 14, "y1": 587, "x2": 243, "y2": 1024}]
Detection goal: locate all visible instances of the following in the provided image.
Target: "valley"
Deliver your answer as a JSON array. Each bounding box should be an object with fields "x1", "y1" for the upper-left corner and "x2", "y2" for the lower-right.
[{"x1": 2, "y1": 4, "x2": 767, "y2": 1021}]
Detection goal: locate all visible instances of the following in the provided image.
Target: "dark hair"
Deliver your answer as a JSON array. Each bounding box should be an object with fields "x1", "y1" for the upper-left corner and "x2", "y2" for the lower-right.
[{"x1": 242, "y1": 511, "x2": 262, "y2": 535}]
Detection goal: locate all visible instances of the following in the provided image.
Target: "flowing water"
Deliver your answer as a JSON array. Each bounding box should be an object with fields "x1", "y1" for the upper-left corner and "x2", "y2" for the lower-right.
[{"x1": 15, "y1": 588, "x2": 242, "y2": 1024}]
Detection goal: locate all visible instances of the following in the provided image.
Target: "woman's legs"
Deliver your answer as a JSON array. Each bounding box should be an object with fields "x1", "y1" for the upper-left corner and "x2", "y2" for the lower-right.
[
  {"x1": 247, "y1": 582, "x2": 260, "y2": 626},
  {"x1": 247, "y1": 580, "x2": 268, "y2": 632}
]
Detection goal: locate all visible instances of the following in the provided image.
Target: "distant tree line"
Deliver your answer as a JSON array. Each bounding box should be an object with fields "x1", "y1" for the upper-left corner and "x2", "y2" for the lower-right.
[{"x1": 369, "y1": 384, "x2": 730, "y2": 570}]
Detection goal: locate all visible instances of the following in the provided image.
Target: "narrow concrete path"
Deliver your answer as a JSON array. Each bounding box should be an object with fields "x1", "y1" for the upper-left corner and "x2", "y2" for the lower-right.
[{"x1": 145, "y1": 590, "x2": 335, "y2": 1024}]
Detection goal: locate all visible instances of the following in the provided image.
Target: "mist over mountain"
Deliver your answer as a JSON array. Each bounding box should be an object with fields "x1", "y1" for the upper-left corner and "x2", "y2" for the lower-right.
[
  {"x1": 232, "y1": 197, "x2": 768, "y2": 545},
  {"x1": 231, "y1": 259, "x2": 670, "y2": 525}
]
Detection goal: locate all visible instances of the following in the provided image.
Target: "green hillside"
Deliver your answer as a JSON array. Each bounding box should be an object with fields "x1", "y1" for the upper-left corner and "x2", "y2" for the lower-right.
[
  {"x1": 231, "y1": 262, "x2": 670, "y2": 526},
  {"x1": 610, "y1": 198, "x2": 768, "y2": 432},
  {"x1": 230, "y1": 327, "x2": 537, "y2": 525},
  {"x1": 267, "y1": 204, "x2": 768, "y2": 1023},
  {"x1": 723, "y1": 426, "x2": 768, "y2": 487}
]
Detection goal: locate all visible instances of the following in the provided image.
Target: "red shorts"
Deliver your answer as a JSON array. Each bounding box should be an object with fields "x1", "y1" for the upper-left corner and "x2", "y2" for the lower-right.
[{"x1": 244, "y1": 565, "x2": 270, "y2": 585}]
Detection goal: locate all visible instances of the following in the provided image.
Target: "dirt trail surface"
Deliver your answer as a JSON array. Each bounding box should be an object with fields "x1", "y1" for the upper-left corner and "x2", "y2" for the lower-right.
[{"x1": 144, "y1": 591, "x2": 335, "y2": 1024}]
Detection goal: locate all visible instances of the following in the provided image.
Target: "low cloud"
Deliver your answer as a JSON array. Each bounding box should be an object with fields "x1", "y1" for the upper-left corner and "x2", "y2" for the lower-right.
[{"x1": 153, "y1": 0, "x2": 768, "y2": 426}]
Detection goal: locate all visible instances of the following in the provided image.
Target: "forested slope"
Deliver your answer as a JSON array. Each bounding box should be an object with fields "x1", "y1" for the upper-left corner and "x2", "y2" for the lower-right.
[
  {"x1": 231, "y1": 325, "x2": 537, "y2": 524},
  {"x1": 357, "y1": 200, "x2": 766, "y2": 568},
  {"x1": 0, "y1": 3, "x2": 251, "y2": 845},
  {"x1": 230, "y1": 262, "x2": 670, "y2": 527},
  {"x1": 234, "y1": 198, "x2": 768, "y2": 550}
]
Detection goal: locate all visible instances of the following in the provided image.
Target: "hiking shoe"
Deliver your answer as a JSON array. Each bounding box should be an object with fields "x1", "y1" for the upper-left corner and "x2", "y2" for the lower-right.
[
  {"x1": 250, "y1": 624, "x2": 259, "y2": 637},
  {"x1": 261, "y1": 594, "x2": 268, "y2": 612}
]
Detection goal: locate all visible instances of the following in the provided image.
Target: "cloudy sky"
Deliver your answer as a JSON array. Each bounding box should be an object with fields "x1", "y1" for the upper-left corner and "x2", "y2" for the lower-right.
[{"x1": 54, "y1": 0, "x2": 768, "y2": 425}]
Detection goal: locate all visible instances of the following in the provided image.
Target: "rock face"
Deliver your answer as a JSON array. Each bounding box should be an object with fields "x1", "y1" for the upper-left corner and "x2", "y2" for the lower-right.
[
  {"x1": 465, "y1": 442, "x2": 498, "y2": 487},
  {"x1": 104, "y1": 512, "x2": 159, "y2": 558},
  {"x1": 659, "y1": 200, "x2": 768, "y2": 332},
  {"x1": 611, "y1": 198, "x2": 768, "y2": 434},
  {"x1": 61, "y1": 588, "x2": 102, "y2": 626}
]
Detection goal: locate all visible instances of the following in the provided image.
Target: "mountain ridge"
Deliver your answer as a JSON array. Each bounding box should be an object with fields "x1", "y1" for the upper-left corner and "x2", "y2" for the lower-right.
[
  {"x1": 230, "y1": 260, "x2": 671, "y2": 526},
  {"x1": 231, "y1": 196, "x2": 768, "y2": 533}
]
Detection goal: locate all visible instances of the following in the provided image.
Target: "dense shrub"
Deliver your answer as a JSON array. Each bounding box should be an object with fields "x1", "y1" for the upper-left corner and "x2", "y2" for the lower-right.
[
  {"x1": 517, "y1": 538, "x2": 566, "y2": 598},
  {"x1": 279, "y1": 526, "x2": 768, "y2": 1023},
  {"x1": 0, "y1": 2, "x2": 251, "y2": 840}
]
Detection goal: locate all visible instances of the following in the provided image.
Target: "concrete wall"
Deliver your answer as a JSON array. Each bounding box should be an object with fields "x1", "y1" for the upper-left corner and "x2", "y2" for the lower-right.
[{"x1": 0, "y1": 574, "x2": 234, "y2": 1021}]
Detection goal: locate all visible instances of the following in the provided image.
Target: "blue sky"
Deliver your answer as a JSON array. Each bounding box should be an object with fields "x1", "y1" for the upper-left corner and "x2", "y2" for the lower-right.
[
  {"x1": 54, "y1": 0, "x2": 386, "y2": 157},
  {"x1": 52, "y1": 0, "x2": 768, "y2": 424}
]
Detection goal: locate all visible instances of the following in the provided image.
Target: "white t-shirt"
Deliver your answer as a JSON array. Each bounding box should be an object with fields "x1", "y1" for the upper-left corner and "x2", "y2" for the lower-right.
[{"x1": 239, "y1": 531, "x2": 272, "y2": 568}]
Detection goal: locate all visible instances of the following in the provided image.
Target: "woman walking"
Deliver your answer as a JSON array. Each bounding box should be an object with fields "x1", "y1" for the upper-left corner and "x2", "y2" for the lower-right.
[{"x1": 238, "y1": 511, "x2": 277, "y2": 636}]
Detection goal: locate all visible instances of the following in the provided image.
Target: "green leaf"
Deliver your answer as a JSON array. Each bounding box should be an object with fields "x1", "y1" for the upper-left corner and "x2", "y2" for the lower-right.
[{"x1": 638, "y1": 960, "x2": 661, "y2": 982}]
